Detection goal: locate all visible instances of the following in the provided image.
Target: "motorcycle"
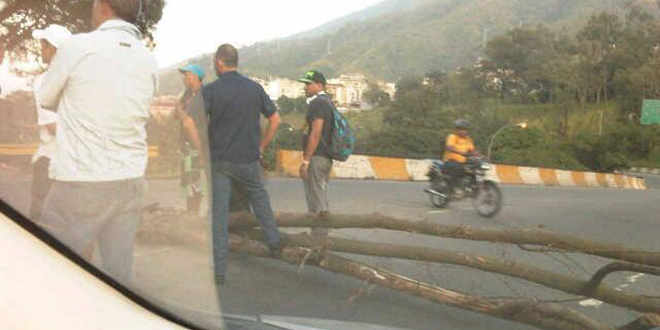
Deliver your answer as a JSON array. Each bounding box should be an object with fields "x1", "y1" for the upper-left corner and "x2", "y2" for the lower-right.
[{"x1": 424, "y1": 157, "x2": 503, "y2": 218}]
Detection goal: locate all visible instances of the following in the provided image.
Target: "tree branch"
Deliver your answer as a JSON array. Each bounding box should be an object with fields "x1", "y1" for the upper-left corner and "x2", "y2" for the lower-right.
[
  {"x1": 229, "y1": 212, "x2": 660, "y2": 267},
  {"x1": 228, "y1": 234, "x2": 612, "y2": 330},
  {"x1": 583, "y1": 262, "x2": 660, "y2": 294},
  {"x1": 0, "y1": 1, "x2": 23, "y2": 23},
  {"x1": 241, "y1": 230, "x2": 660, "y2": 314},
  {"x1": 617, "y1": 314, "x2": 660, "y2": 330}
]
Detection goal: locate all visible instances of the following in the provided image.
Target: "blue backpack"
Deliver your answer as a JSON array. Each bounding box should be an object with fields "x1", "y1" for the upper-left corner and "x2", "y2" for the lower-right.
[{"x1": 319, "y1": 95, "x2": 355, "y2": 162}]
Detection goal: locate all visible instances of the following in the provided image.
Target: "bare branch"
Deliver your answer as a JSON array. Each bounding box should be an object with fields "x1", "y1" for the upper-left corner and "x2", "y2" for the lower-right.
[
  {"x1": 229, "y1": 234, "x2": 612, "y2": 330},
  {"x1": 617, "y1": 314, "x2": 660, "y2": 330},
  {"x1": 244, "y1": 231, "x2": 660, "y2": 314},
  {"x1": 229, "y1": 212, "x2": 660, "y2": 267},
  {"x1": 584, "y1": 262, "x2": 660, "y2": 294}
]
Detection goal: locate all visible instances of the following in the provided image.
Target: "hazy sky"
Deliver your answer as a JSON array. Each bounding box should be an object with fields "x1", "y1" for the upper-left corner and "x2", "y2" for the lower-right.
[
  {"x1": 1, "y1": 1, "x2": 383, "y2": 95},
  {"x1": 152, "y1": 0, "x2": 383, "y2": 68}
]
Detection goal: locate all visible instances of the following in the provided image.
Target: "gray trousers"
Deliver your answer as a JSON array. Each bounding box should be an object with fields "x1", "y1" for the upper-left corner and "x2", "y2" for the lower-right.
[
  {"x1": 303, "y1": 156, "x2": 333, "y2": 214},
  {"x1": 40, "y1": 178, "x2": 145, "y2": 284},
  {"x1": 30, "y1": 157, "x2": 53, "y2": 221}
]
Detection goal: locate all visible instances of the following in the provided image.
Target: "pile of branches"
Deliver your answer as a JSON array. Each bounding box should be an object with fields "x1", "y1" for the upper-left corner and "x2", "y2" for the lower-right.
[{"x1": 141, "y1": 208, "x2": 660, "y2": 330}]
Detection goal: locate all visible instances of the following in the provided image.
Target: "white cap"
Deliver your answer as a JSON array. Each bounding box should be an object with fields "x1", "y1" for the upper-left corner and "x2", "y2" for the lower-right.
[{"x1": 32, "y1": 24, "x2": 72, "y2": 48}]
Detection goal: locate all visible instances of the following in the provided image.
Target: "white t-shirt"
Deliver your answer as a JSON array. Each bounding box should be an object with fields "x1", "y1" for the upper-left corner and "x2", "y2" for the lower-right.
[
  {"x1": 31, "y1": 74, "x2": 58, "y2": 164},
  {"x1": 38, "y1": 20, "x2": 158, "y2": 182}
]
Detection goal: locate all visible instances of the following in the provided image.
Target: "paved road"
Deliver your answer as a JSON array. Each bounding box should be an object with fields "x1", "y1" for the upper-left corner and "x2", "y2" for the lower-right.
[
  {"x1": 641, "y1": 173, "x2": 660, "y2": 190},
  {"x1": 138, "y1": 178, "x2": 660, "y2": 330},
  {"x1": 2, "y1": 174, "x2": 659, "y2": 330}
]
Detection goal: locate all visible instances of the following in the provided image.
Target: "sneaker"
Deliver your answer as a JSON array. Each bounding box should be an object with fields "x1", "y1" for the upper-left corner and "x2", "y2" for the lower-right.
[{"x1": 318, "y1": 211, "x2": 330, "y2": 221}]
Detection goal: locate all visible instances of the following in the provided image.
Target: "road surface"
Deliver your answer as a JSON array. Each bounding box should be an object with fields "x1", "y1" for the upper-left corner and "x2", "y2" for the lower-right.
[{"x1": 1, "y1": 174, "x2": 658, "y2": 330}]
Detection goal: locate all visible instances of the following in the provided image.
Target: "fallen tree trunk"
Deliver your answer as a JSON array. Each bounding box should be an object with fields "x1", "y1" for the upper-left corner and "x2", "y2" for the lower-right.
[
  {"x1": 618, "y1": 314, "x2": 660, "y2": 330},
  {"x1": 240, "y1": 230, "x2": 660, "y2": 314},
  {"x1": 228, "y1": 234, "x2": 612, "y2": 330},
  {"x1": 229, "y1": 212, "x2": 660, "y2": 267}
]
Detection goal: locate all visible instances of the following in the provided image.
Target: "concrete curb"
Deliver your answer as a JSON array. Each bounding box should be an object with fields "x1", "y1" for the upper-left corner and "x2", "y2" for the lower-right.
[{"x1": 277, "y1": 150, "x2": 647, "y2": 190}]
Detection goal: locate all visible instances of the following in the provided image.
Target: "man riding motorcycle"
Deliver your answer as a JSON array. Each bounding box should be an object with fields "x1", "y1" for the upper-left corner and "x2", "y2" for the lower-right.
[{"x1": 442, "y1": 119, "x2": 479, "y2": 196}]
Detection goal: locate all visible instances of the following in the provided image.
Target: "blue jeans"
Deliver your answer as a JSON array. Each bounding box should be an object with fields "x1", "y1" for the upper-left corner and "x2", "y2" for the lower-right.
[{"x1": 211, "y1": 160, "x2": 280, "y2": 280}]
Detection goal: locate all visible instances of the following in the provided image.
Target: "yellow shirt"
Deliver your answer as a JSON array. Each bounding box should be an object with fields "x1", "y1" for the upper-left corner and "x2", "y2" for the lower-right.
[{"x1": 443, "y1": 134, "x2": 474, "y2": 163}]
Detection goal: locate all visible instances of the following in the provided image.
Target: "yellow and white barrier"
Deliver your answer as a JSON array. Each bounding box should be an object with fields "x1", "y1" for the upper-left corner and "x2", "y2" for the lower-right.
[
  {"x1": 276, "y1": 150, "x2": 647, "y2": 190},
  {"x1": 0, "y1": 144, "x2": 160, "y2": 158}
]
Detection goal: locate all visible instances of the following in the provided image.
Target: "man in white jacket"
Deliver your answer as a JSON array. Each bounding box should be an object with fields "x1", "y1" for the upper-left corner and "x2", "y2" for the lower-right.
[{"x1": 38, "y1": 0, "x2": 160, "y2": 284}]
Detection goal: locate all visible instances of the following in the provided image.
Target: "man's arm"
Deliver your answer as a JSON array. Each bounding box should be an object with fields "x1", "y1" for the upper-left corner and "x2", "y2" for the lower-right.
[
  {"x1": 260, "y1": 112, "x2": 281, "y2": 154},
  {"x1": 300, "y1": 118, "x2": 324, "y2": 179},
  {"x1": 303, "y1": 118, "x2": 324, "y2": 161},
  {"x1": 182, "y1": 114, "x2": 202, "y2": 151},
  {"x1": 446, "y1": 145, "x2": 469, "y2": 156},
  {"x1": 38, "y1": 40, "x2": 78, "y2": 111},
  {"x1": 258, "y1": 85, "x2": 280, "y2": 154}
]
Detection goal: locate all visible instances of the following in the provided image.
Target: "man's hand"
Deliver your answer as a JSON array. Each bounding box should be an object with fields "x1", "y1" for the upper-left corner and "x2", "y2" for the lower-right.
[{"x1": 300, "y1": 162, "x2": 309, "y2": 180}]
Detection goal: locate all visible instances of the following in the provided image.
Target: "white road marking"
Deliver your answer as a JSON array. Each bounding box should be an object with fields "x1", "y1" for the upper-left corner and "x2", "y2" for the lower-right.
[
  {"x1": 579, "y1": 299, "x2": 603, "y2": 307},
  {"x1": 628, "y1": 273, "x2": 645, "y2": 283}
]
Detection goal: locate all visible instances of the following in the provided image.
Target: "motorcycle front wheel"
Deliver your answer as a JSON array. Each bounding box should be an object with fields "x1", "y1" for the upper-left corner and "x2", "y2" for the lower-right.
[{"x1": 473, "y1": 181, "x2": 502, "y2": 218}]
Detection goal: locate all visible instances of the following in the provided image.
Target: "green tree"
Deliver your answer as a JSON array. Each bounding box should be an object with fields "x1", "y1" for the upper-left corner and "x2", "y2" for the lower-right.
[
  {"x1": 576, "y1": 12, "x2": 624, "y2": 104},
  {"x1": 363, "y1": 83, "x2": 391, "y2": 107},
  {"x1": 485, "y1": 25, "x2": 561, "y2": 103},
  {"x1": 0, "y1": 0, "x2": 165, "y2": 58},
  {"x1": 610, "y1": 5, "x2": 660, "y2": 115},
  {"x1": 276, "y1": 95, "x2": 307, "y2": 114}
]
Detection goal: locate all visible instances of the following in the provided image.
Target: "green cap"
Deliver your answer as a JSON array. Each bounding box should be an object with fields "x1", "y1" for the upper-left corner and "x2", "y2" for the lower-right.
[{"x1": 297, "y1": 70, "x2": 326, "y2": 85}]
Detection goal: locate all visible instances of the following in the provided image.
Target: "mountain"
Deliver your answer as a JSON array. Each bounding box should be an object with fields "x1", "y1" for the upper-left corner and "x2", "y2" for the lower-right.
[
  {"x1": 158, "y1": 0, "x2": 657, "y2": 95},
  {"x1": 285, "y1": 0, "x2": 432, "y2": 40}
]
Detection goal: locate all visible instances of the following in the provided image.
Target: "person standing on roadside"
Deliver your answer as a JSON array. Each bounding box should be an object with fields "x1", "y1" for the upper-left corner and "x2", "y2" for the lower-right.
[
  {"x1": 297, "y1": 70, "x2": 334, "y2": 220},
  {"x1": 176, "y1": 64, "x2": 207, "y2": 215},
  {"x1": 204, "y1": 44, "x2": 282, "y2": 286},
  {"x1": 29, "y1": 24, "x2": 71, "y2": 221},
  {"x1": 38, "y1": 0, "x2": 162, "y2": 284}
]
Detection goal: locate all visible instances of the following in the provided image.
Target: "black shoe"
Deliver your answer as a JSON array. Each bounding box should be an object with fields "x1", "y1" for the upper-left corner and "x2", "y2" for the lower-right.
[
  {"x1": 269, "y1": 245, "x2": 282, "y2": 258},
  {"x1": 318, "y1": 211, "x2": 330, "y2": 221}
]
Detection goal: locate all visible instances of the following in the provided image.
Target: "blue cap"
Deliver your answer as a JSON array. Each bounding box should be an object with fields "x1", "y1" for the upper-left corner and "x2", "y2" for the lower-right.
[{"x1": 179, "y1": 64, "x2": 205, "y2": 81}]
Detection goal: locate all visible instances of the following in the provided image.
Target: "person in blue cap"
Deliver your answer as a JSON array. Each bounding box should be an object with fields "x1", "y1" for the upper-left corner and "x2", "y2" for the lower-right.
[{"x1": 177, "y1": 64, "x2": 208, "y2": 214}]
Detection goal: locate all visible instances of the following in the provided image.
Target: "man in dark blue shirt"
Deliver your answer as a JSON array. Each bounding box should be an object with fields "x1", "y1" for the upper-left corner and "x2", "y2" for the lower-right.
[{"x1": 203, "y1": 44, "x2": 282, "y2": 286}]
